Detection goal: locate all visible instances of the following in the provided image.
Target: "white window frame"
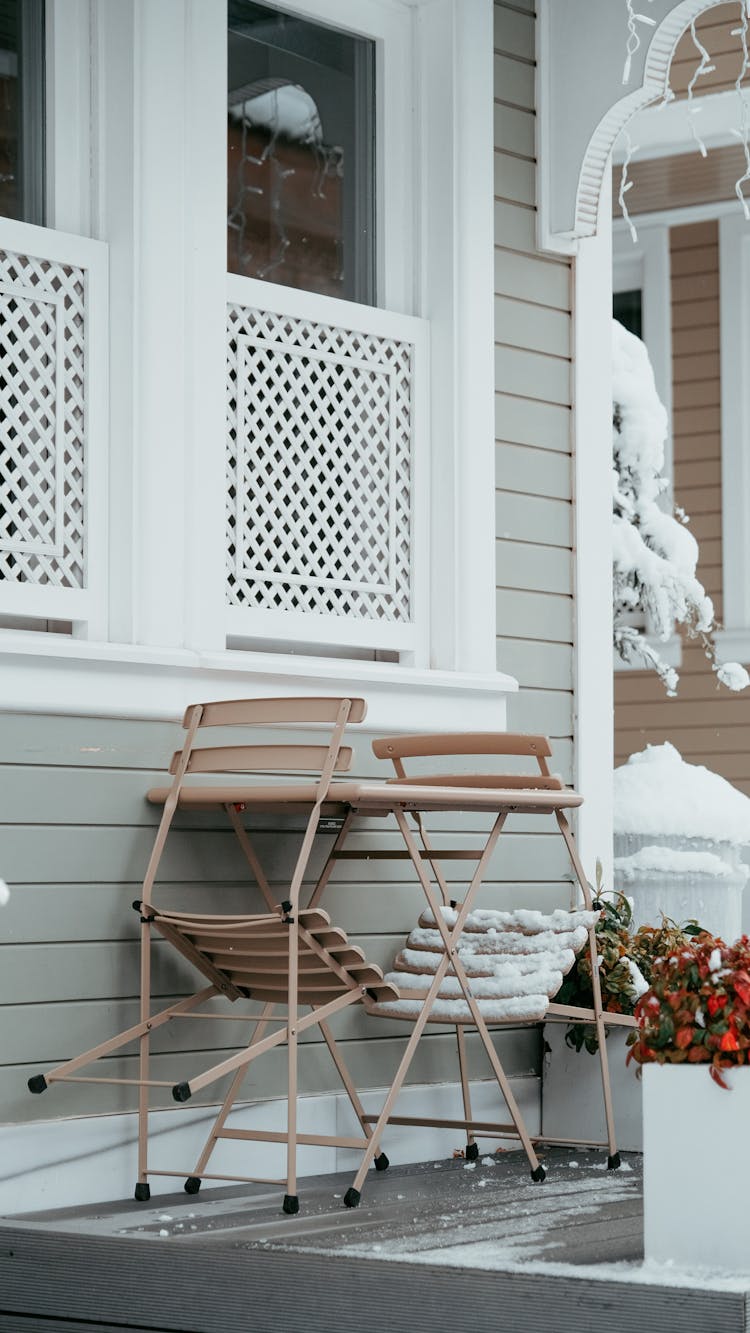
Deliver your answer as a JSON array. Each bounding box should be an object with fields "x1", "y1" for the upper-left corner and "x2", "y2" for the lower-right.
[{"x1": 0, "y1": 0, "x2": 512, "y2": 729}]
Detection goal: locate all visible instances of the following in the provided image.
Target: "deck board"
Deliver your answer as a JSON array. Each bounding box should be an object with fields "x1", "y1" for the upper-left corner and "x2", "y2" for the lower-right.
[{"x1": 2, "y1": 1149, "x2": 749, "y2": 1332}]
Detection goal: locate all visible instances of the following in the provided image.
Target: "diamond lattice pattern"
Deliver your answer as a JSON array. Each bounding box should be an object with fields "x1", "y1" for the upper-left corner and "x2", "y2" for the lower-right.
[
  {"x1": 226, "y1": 304, "x2": 414, "y2": 621},
  {"x1": 0, "y1": 249, "x2": 87, "y2": 587}
]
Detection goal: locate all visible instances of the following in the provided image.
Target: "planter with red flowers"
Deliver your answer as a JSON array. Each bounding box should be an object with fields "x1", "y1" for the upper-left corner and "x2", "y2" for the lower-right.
[{"x1": 630, "y1": 933, "x2": 750, "y2": 1272}]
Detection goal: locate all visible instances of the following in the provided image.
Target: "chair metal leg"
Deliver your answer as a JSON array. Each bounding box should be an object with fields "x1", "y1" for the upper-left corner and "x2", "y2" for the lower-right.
[
  {"x1": 188, "y1": 1004, "x2": 276, "y2": 1188},
  {"x1": 455, "y1": 1026, "x2": 478, "y2": 1159}
]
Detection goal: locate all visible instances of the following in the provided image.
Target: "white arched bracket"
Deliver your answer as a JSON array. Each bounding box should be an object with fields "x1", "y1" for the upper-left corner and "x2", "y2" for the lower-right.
[{"x1": 536, "y1": 0, "x2": 733, "y2": 253}]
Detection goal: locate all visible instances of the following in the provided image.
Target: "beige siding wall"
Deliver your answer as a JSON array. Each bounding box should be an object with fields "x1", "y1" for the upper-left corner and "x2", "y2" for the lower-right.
[
  {"x1": 615, "y1": 220, "x2": 750, "y2": 796},
  {"x1": 494, "y1": 1, "x2": 575, "y2": 848},
  {"x1": 671, "y1": 3, "x2": 744, "y2": 98}
]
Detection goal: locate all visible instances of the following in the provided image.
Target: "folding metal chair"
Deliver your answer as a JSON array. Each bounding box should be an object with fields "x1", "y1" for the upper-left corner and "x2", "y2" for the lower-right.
[
  {"x1": 333, "y1": 732, "x2": 625, "y2": 1206},
  {"x1": 27, "y1": 696, "x2": 396, "y2": 1215}
]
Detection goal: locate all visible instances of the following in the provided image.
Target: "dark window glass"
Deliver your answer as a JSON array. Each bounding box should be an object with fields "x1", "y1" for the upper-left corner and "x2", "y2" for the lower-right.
[
  {"x1": 228, "y1": 0, "x2": 375, "y2": 303},
  {"x1": 0, "y1": 0, "x2": 45, "y2": 225},
  {"x1": 613, "y1": 288, "x2": 643, "y2": 341}
]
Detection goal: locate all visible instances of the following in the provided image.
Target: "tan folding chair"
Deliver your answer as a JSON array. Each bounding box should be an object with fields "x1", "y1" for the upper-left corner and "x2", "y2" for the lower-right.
[
  {"x1": 332, "y1": 732, "x2": 626, "y2": 1206},
  {"x1": 27, "y1": 696, "x2": 396, "y2": 1215}
]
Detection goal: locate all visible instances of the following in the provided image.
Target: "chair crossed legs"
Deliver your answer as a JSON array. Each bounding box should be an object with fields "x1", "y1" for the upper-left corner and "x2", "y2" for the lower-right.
[{"x1": 27, "y1": 696, "x2": 396, "y2": 1213}]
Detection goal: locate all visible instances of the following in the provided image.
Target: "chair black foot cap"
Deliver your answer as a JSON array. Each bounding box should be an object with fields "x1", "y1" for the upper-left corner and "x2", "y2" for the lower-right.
[
  {"x1": 343, "y1": 1187, "x2": 361, "y2": 1209},
  {"x1": 608, "y1": 1152, "x2": 622, "y2": 1171},
  {"x1": 184, "y1": 1177, "x2": 201, "y2": 1195},
  {"x1": 134, "y1": 1183, "x2": 151, "y2": 1202},
  {"x1": 282, "y1": 1194, "x2": 299, "y2": 1215},
  {"x1": 531, "y1": 1164, "x2": 546, "y2": 1183},
  {"x1": 172, "y1": 1082, "x2": 192, "y2": 1103},
  {"x1": 374, "y1": 1152, "x2": 390, "y2": 1172},
  {"x1": 27, "y1": 1074, "x2": 47, "y2": 1094},
  {"x1": 465, "y1": 1142, "x2": 479, "y2": 1162}
]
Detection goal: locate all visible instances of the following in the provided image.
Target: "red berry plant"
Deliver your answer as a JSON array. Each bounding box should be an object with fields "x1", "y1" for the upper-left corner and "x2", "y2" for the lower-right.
[{"x1": 628, "y1": 934, "x2": 750, "y2": 1088}]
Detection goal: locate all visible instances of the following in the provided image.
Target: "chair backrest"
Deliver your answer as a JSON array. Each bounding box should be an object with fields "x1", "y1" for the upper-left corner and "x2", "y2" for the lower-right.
[
  {"x1": 371, "y1": 731, "x2": 562, "y2": 790},
  {"x1": 171, "y1": 696, "x2": 367, "y2": 799}
]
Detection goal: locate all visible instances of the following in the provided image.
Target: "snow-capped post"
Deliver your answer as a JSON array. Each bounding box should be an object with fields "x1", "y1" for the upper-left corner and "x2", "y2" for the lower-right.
[
  {"x1": 612, "y1": 319, "x2": 750, "y2": 696},
  {"x1": 0, "y1": 880, "x2": 9, "y2": 907},
  {"x1": 613, "y1": 743, "x2": 750, "y2": 943}
]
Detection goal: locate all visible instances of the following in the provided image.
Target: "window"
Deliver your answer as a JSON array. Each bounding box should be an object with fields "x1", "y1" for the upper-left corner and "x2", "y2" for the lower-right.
[
  {"x1": 612, "y1": 288, "x2": 642, "y2": 340},
  {"x1": 0, "y1": 0, "x2": 44, "y2": 226},
  {"x1": 227, "y1": 0, "x2": 375, "y2": 304}
]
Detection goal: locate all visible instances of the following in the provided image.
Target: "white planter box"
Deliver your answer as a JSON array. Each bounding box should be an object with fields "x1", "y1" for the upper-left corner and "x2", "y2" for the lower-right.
[
  {"x1": 542, "y1": 1024, "x2": 642, "y2": 1151},
  {"x1": 644, "y1": 1064, "x2": 750, "y2": 1271}
]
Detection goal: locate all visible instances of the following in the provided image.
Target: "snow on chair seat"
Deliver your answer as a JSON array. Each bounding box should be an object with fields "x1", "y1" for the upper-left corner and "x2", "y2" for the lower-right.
[{"x1": 369, "y1": 902, "x2": 600, "y2": 1024}]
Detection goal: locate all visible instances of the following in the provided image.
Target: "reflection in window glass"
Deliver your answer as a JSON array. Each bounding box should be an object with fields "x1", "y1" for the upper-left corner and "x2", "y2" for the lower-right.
[
  {"x1": 228, "y1": 0, "x2": 375, "y2": 304},
  {"x1": 0, "y1": 0, "x2": 45, "y2": 225}
]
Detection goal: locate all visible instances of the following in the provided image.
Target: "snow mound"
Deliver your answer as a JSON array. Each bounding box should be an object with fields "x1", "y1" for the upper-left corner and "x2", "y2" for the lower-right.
[
  {"x1": 614, "y1": 846, "x2": 743, "y2": 880},
  {"x1": 614, "y1": 743, "x2": 750, "y2": 844}
]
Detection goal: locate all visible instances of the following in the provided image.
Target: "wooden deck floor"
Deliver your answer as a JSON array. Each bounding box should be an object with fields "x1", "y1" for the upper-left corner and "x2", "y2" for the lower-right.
[{"x1": 2, "y1": 1149, "x2": 748, "y2": 1333}]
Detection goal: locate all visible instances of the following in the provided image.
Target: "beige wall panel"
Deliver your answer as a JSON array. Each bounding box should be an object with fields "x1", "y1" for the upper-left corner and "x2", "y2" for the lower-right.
[
  {"x1": 671, "y1": 5, "x2": 743, "y2": 98},
  {"x1": 494, "y1": 151, "x2": 536, "y2": 207},
  {"x1": 494, "y1": 247, "x2": 571, "y2": 308},
  {"x1": 494, "y1": 102, "x2": 535, "y2": 158},
  {"x1": 495, "y1": 393, "x2": 571, "y2": 451},
  {"x1": 494, "y1": 344, "x2": 570, "y2": 406},
  {"x1": 670, "y1": 245, "x2": 719, "y2": 279},
  {"x1": 673, "y1": 352, "x2": 720, "y2": 384},
  {"x1": 679, "y1": 459, "x2": 722, "y2": 487},
  {"x1": 495, "y1": 296, "x2": 571, "y2": 358},
  {"x1": 493, "y1": 4, "x2": 534, "y2": 59},
  {"x1": 672, "y1": 326, "x2": 720, "y2": 357},
  {"x1": 494, "y1": 53, "x2": 535, "y2": 109},
  {"x1": 498, "y1": 638, "x2": 575, "y2": 692},
  {"x1": 495, "y1": 491, "x2": 572, "y2": 546},
  {"x1": 496, "y1": 441, "x2": 572, "y2": 499},
  {"x1": 496, "y1": 588, "x2": 574, "y2": 644},
  {"x1": 494, "y1": 199, "x2": 539, "y2": 255},
  {"x1": 496, "y1": 539, "x2": 573, "y2": 596},
  {"x1": 613, "y1": 144, "x2": 747, "y2": 215}
]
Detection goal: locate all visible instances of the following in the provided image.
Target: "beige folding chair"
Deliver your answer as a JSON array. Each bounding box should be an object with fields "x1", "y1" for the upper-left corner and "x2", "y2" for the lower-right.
[
  {"x1": 333, "y1": 732, "x2": 626, "y2": 1206},
  {"x1": 27, "y1": 696, "x2": 396, "y2": 1215}
]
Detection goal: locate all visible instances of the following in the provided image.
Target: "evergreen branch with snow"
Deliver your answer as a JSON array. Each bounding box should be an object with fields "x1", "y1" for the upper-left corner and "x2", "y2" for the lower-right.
[{"x1": 612, "y1": 319, "x2": 749, "y2": 696}]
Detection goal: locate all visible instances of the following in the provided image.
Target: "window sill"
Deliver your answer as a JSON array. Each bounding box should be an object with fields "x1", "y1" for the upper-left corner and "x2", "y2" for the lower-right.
[{"x1": 0, "y1": 632, "x2": 518, "y2": 731}]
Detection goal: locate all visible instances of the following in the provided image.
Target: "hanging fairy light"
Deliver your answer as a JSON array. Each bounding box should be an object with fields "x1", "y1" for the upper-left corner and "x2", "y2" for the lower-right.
[
  {"x1": 731, "y1": 1, "x2": 750, "y2": 219},
  {"x1": 686, "y1": 18, "x2": 716, "y2": 158},
  {"x1": 618, "y1": 129, "x2": 640, "y2": 242},
  {"x1": 622, "y1": 0, "x2": 656, "y2": 85}
]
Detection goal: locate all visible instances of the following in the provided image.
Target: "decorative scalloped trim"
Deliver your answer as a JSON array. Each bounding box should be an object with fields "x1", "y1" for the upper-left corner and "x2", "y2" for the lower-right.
[{"x1": 574, "y1": 1, "x2": 730, "y2": 237}]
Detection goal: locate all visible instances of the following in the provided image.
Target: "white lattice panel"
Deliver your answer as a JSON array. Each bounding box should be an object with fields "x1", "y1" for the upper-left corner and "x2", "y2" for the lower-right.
[
  {"x1": 226, "y1": 302, "x2": 416, "y2": 626},
  {"x1": 0, "y1": 247, "x2": 87, "y2": 588}
]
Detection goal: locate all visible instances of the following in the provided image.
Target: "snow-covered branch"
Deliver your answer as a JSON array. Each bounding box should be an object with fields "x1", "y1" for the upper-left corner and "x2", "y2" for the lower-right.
[{"x1": 612, "y1": 319, "x2": 749, "y2": 696}]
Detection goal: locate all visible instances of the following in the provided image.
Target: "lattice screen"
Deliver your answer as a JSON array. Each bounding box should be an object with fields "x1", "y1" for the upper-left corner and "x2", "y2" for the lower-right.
[
  {"x1": 0, "y1": 248, "x2": 87, "y2": 587},
  {"x1": 226, "y1": 304, "x2": 414, "y2": 623}
]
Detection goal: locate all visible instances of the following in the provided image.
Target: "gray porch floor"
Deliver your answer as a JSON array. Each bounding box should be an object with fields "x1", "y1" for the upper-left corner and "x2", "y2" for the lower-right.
[{"x1": 2, "y1": 1149, "x2": 749, "y2": 1333}]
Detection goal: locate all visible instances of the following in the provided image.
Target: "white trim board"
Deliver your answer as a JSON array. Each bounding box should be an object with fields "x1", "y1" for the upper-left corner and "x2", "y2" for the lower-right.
[
  {"x1": 0, "y1": 631, "x2": 516, "y2": 728},
  {"x1": 612, "y1": 88, "x2": 745, "y2": 164},
  {"x1": 0, "y1": 1076, "x2": 540, "y2": 1216},
  {"x1": 719, "y1": 212, "x2": 750, "y2": 643}
]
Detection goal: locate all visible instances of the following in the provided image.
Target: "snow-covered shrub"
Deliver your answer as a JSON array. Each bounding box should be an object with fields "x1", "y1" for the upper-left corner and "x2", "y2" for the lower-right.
[{"x1": 612, "y1": 319, "x2": 748, "y2": 695}]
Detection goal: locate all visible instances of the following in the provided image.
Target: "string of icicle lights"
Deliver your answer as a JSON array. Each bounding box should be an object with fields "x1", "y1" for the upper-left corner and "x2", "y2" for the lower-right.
[{"x1": 620, "y1": 0, "x2": 750, "y2": 236}]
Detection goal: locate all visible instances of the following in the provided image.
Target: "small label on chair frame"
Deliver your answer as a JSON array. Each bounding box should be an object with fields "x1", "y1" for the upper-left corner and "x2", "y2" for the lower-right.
[{"x1": 319, "y1": 817, "x2": 346, "y2": 833}]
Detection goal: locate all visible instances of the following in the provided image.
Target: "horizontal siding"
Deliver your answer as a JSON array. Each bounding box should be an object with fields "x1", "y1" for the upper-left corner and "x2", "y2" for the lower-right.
[
  {"x1": 671, "y1": 4, "x2": 742, "y2": 98},
  {"x1": 614, "y1": 221, "x2": 750, "y2": 796},
  {"x1": 494, "y1": 0, "x2": 574, "y2": 801},
  {"x1": 613, "y1": 143, "x2": 747, "y2": 216},
  {"x1": 0, "y1": 712, "x2": 552, "y2": 1125}
]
